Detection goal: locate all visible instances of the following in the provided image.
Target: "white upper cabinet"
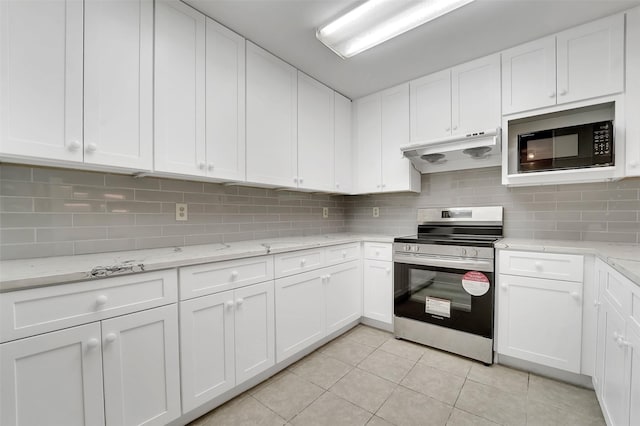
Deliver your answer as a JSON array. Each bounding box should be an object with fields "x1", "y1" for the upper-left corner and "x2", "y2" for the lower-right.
[
  {"x1": 84, "y1": 0, "x2": 153, "y2": 170},
  {"x1": 1, "y1": 0, "x2": 153, "y2": 171},
  {"x1": 154, "y1": 0, "x2": 206, "y2": 176},
  {"x1": 409, "y1": 54, "x2": 500, "y2": 143},
  {"x1": 297, "y1": 72, "x2": 334, "y2": 191},
  {"x1": 626, "y1": 6, "x2": 640, "y2": 177},
  {"x1": 0, "y1": 0, "x2": 83, "y2": 162},
  {"x1": 205, "y1": 18, "x2": 246, "y2": 181},
  {"x1": 246, "y1": 42, "x2": 298, "y2": 187},
  {"x1": 502, "y1": 14, "x2": 624, "y2": 115},
  {"x1": 409, "y1": 69, "x2": 451, "y2": 142},
  {"x1": 502, "y1": 37, "x2": 556, "y2": 114},
  {"x1": 380, "y1": 84, "x2": 416, "y2": 192},
  {"x1": 556, "y1": 14, "x2": 624, "y2": 105},
  {"x1": 354, "y1": 84, "x2": 419, "y2": 194},
  {"x1": 451, "y1": 54, "x2": 501, "y2": 136},
  {"x1": 334, "y1": 93, "x2": 353, "y2": 193},
  {"x1": 353, "y1": 93, "x2": 382, "y2": 194}
]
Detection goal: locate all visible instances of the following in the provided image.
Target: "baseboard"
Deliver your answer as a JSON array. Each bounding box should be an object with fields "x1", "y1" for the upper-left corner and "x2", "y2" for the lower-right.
[{"x1": 496, "y1": 353, "x2": 594, "y2": 389}]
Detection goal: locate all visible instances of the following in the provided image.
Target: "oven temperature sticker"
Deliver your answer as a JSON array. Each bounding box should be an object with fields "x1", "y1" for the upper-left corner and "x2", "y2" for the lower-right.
[
  {"x1": 425, "y1": 297, "x2": 451, "y2": 318},
  {"x1": 462, "y1": 271, "x2": 490, "y2": 296}
]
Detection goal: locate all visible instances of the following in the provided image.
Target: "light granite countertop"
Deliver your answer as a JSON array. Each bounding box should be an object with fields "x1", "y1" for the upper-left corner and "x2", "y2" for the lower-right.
[
  {"x1": 495, "y1": 238, "x2": 640, "y2": 286},
  {"x1": 0, "y1": 233, "x2": 394, "y2": 292}
]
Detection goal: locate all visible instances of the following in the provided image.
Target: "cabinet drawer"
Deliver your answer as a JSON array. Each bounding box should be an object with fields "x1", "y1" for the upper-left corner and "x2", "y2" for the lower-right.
[
  {"x1": 0, "y1": 270, "x2": 178, "y2": 343},
  {"x1": 179, "y1": 255, "x2": 273, "y2": 300},
  {"x1": 325, "y1": 243, "x2": 361, "y2": 266},
  {"x1": 363, "y1": 242, "x2": 392, "y2": 261},
  {"x1": 499, "y1": 250, "x2": 583, "y2": 282},
  {"x1": 602, "y1": 266, "x2": 633, "y2": 316},
  {"x1": 274, "y1": 248, "x2": 325, "y2": 278}
]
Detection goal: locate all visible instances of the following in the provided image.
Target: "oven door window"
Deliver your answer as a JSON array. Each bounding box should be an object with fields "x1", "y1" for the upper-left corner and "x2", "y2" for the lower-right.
[{"x1": 394, "y1": 263, "x2": 493, "y2": 338}]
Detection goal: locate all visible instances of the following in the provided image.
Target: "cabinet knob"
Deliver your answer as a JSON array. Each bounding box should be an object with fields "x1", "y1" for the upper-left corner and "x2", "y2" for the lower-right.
[
  {"x1": 382, "y1": 184, "x2": 386, "y2": 188},
  {"x1": 445, "y1": 127, "x2": 451, "y2": 132},
  {"x1": 301, "y1": 258, "x2": 306, "y2": 265},
  {"x1": 87, "y1": 338, "x2": 100, "y2": 349},
  {"x1": 96, "y1": 295, "x2": 108, "y2": 306},
  {"x1": 549, "y1": 92, "x2": 556, "y2": 98},
  {"x1": 534, "y1": 261, "x2": 543, "y2": 271},
  {"x1": 198, "y1": 162, "x2": 206, "y2": 170},
  {"x1": 594, "y1": 300, "x2": 601, "y2": 307},
  {"x1": 336, "y1": 183, "x2": 340, "y2": 189},
  {"x1": 225, "y1": 300, "x2": 234, "y2": 309},
  {"x1": 67, "y1": 140, "x2": 81, "y2": 152},
  {"x1": 570, "y1": 292, "x2": 580, "y2": 300},
  {"x1": 342, "y1": 251, "x2": 347, "y2": 257},
  {"x1": 231, "y1": 270, "x2": 239, "y2": 279},
  {"x1": 501, "y1": 284, "x2": 508, "y2": 290},
  {"x1": 559, "y1": 89, "x2": 567, "y2": 96},
  {"x1": 385, "y1": 267, "x2": 391, "y2": 274},
  {"x1": 105, "y1": 333, "x2": 117, "y2": 344},
  {"x1": 326, "y1": 274, "x2": 331, "y2": 280},
  {"x1": 375, "y1": 250, "x2": 380, "y2": 256},
  {"x1": 376, "y1": 184, "x2": 381, "y2": 189},
  {"x1": 85, "y1": 143, "x2": 97, "y2": 153},
  {"x1": 630, "y1": 160, "x2": 639, "y2": 168},
  {"x1": 293, "y1": 177, "x2": 298, "y2": 183},
  {"x1": 299, "y1": 178, "x2": 304, "y2": 184},
  {"x1": 452, "y1": 125, "x2": 458, "y2": 131},
  {"x1": 236, "y1": 298, "x2": 244, "y2": 306},
  {"x1": 208, "y1": 164, "x2": 214, "y2": 171}
]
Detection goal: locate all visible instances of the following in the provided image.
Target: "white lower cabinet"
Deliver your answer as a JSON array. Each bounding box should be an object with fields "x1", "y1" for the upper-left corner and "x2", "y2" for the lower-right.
[
  {"x1": 180, "y1": 281, "x2": 275, "y2": 412},
  {"x1": 593, "y1": 259, "x2": 639, "y2": 426},
  {"x1": 362, "y1": 259, "x2": 393, "y2": 325},
  {"x1": 275, "y1": 260, "x2": 362, "y2": 362},
  {"x1": 0, "y1": 305, "x2": 180, "y2": 426},
  {"x1": 497, "y1": 274, "x2": 583, "y2": 373},
  {"x1": 0, "y1": 323, "x2": 105, "y2": 426}
]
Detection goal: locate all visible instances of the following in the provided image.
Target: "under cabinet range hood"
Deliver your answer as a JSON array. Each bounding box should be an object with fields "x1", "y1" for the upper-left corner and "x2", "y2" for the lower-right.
[{"x1": 401, "y1": 128, "x2": 501, "y2": 173}]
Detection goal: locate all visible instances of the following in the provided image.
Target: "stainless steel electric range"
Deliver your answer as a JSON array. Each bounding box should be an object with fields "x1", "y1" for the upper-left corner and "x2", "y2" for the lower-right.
[{"x1": 393, "y1": 206, "x2": 503, "y2": 364}]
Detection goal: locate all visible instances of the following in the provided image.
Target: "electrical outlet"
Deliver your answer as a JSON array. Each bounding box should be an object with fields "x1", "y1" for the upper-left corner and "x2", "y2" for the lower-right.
[
  {"x1": 322, "y1": 207, "x2": 329, "y2": 218},
  {"x1": 176, "y1": 203, "x2": 188, "y2": 221},
  {"x1": 373, "y1": 207, "x2": 380, "y2": 218}
]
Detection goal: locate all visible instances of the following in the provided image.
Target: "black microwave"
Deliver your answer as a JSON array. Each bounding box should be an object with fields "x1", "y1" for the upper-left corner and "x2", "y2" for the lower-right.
[{"x1": 518, "y1": 120, "x2": 614, "y2": 173}]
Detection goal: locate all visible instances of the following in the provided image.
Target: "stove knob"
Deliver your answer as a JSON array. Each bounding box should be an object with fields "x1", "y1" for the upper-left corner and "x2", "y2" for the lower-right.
[
  {"x1": 404, "y1": 244, "x2": 411, "y2": 252},
  {"x1": 470, "y1": 248, "x2": 478, "y2": 257},
  {"x1": 460, "y1": 248, "x2": 467, "y2": 256},
  {"x1": 412, "y1": 245, "x2": 418, "y2": 253}
]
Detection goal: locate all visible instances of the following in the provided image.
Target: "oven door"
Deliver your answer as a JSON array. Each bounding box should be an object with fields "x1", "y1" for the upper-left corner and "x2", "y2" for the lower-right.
[{"x1": 394, "y1": 260, "x2": 494, "y2": 338}]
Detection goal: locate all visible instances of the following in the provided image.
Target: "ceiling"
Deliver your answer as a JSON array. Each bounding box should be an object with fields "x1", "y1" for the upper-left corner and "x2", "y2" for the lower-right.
[{"x1": 184, "y1": 0, "x2": 640, "y2": 99}]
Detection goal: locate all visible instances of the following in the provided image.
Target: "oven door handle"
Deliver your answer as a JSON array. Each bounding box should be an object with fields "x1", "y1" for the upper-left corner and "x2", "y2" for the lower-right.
[{"x1": 393, "y1": 254, "x2": 494, "y2": 272}]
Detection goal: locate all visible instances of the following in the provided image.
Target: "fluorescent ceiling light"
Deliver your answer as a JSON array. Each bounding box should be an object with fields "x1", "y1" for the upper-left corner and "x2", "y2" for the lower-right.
[{"x1": 317, "y1": 0, "x2": 475, "y2": 58}]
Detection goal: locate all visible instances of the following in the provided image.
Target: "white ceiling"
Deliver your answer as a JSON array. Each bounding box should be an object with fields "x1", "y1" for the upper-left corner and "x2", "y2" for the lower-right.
[{"x1": 184, "y1": 0, "x2": 640, "y2": 99}]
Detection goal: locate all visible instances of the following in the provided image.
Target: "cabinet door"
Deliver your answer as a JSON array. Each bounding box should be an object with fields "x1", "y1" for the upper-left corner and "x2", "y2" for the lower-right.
[
  {"x1": 363, "y1": 259, "x2": 393, "y2": 324},
  {"x1": 179, "y1": 291, "x2": 235, "y2": 413},
  {"x1": 334, "y1": 92, "x2": 352, "y2": 193},
  {"x1": 102, "y1": 304, "x2": 180, "y2": 426},
  {"x1": 501, "y1": 37, "x2": 556, "y2": 114},
  {"x1": 84, "y1": 0, "x2": 152, "y2": 170},
  {"x1": 0, "y1": 0, "x2": 83, "y2": 162},
  {"x1": 451, "y1": 54, "x2": 501, "y2": 136},
  {"x1": 497, "y1": 275, "x2": 582, "y2": 373},
  {"x1": 154, "y1": 0, "x2": 206, "y2": 176},
  {"x1": 205, "y1": 18, "x2": 246, "y2": 181},
  {"x1": 353, "y1": 94, "x2": 381, "y2": 193},
  {"x1": 409, "y1": 69, "x2": 451, "y2": 142},
  {"x1": 275, "y1": 271, "x2": 325, "y2": 362},
  {"x1": 234, "y1": 281, "x2": 275, "y2": 384},
  {"x1": 626, "y1": 6, "x2": 640, "y2": 177},
  {"x1": 246, "y1": 42, "x2": 298, "y2": 187},
  {"x1": 556, "y1": 13, "x2": 624, "y2": 105},
  {"x1": 380, "y1": 83, "x2": 417, "y2": 193},
  {"x1": 598, "y1": 297, "x2": 630, "y2": 426},
  {"x1": 325, "y1": 261, "x2": 361, "y2": 335},
  {"x1": 0, "y1": 323, "x2": 104, "y2": 426},
  {"x1": 628, "y1": 324, "x2": 640, "y2": 426},
  {"x1": 298, "y1": 72, "x2": 334, "y2": 191}
]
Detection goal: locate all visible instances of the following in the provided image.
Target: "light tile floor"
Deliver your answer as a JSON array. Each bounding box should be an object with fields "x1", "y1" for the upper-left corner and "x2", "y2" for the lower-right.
[{"x1": 189, "y1": 325, "x2": 605, "y2": 426}]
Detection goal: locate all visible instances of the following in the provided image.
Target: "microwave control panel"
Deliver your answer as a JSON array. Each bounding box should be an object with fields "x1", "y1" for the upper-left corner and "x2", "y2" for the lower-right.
[{"x1": 593, "y1": 123, "x2": 612, "y2": 158}]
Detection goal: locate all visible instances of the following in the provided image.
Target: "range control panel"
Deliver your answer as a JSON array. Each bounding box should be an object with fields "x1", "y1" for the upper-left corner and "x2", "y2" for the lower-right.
[{"x1": 593, "y1": 122, "x2": 612, "y2": 158}]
